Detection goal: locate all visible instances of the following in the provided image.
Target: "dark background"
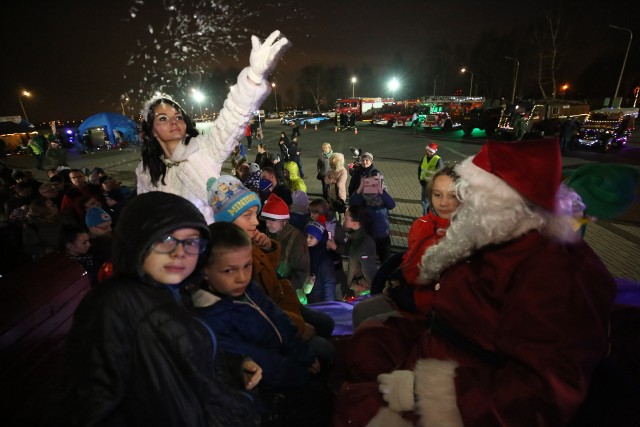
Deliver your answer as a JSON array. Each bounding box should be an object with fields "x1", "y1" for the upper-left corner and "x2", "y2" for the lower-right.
[{"x1": 1, "y1": 0, "x2": 638, "y2": 124}]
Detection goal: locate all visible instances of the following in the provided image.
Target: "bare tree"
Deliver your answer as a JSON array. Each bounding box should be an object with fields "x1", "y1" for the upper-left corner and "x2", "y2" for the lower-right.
[{"x1": 532, "y1": 3, "x2": 571, "y2": 99}]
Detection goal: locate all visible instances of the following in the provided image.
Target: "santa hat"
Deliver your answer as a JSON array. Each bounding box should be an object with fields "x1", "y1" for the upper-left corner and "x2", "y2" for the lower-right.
[
  {"x1": 426, "y1": 142, "x2": 438, "y2": 153},
  {"x1": 208, "y1": 175, "x2": 261, "y2": 223},
  {"x1": 85, "y1": 207, "x2": 112, "y2": 228},
  {"x1": 261, "y1": 193, "x2": 290, "y2": 220},
  {"x1": 304, "y1": 220, "x2": 325, "y2": 241},
  {"x1": 466, "y1": 138, "x2": 562, "y2": 212}
]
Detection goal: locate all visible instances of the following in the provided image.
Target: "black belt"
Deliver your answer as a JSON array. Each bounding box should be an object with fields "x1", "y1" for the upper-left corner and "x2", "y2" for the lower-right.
[{"x1": 428, "y1": 311, "x2": 508, "y2": 367}]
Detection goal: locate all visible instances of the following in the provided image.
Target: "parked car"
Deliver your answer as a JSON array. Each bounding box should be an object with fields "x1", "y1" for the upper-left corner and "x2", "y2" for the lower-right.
[
  {"x1": 571, "y1": 108, "x2": 637, "y2": 153},
  {"x1": 281, "y1": 113, "x2": 309, "y2": 125},
  {"x1": 297, "y1": 113, "x2": 332, "y2": 127}
]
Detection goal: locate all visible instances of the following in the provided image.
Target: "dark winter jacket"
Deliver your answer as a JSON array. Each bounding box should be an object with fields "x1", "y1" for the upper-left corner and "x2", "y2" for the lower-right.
[
  {"x1": 349, "y1": 190, "x2": 396, "y2": 240},
  {"x1": 193, "y1": 280, "x2": 316, "y2": 389},
  {"x1": 307, "y1": 237, "x2": 337, "y2": 302}
]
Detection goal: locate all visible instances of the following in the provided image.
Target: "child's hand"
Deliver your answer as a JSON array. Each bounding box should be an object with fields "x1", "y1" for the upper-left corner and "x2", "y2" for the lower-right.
[
  {"x1": 242, "y1": 360, "x2": 262, "y2": 390},
  {"x1": 253, "y1": 231, "x2": 273, "y2": 251},
  {"x1": 326, "y1": 239, "x2": 337, "y2": 251}
]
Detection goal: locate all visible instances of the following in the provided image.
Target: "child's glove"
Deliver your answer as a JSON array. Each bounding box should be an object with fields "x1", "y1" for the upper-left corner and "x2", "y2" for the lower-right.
[
  {"x1": 248, "y1": 30, "x2": 292, "y2": 84},
  {"x1": 377, "y1": 370, "x2": 415, "y2": 412}
]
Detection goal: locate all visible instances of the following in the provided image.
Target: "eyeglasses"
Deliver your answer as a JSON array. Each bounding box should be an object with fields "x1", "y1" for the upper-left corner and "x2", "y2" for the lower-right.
[{"x1": 150, "y1": 235, "x2": 206, "y2": 255}]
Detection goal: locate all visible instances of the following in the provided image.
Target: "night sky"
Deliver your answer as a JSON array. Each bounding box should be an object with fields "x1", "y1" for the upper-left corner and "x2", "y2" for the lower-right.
[{"x1": 1, "y1": 0, "x2": 638, "y2": 124}]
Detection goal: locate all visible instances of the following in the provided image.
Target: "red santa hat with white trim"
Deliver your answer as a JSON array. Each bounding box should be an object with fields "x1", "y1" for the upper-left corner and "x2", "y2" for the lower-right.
[
  {"x1": 261, "y1": 193, "x2": 290, "y2": 220},
  {"x1": 459, "y1": 137, "x2": 562, "y2": 212}
]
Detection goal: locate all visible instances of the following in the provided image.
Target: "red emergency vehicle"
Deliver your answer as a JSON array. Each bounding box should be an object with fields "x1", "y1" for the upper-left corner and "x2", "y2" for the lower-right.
[{"x1": 335, "y1": 97, "x2": 395, "y2": 121}]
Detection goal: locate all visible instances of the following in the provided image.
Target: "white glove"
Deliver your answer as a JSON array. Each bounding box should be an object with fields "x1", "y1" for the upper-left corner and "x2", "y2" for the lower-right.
[
  {"x1": 247, "y1": 30, "x2": 292, "y2": 84},
  {"x1": 377, "y1": 370, "x2": 416, "y2": 412}
]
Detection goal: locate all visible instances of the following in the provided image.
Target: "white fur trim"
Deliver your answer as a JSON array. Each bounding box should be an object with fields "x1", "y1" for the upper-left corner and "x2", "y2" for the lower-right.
[
  {"x1": 456, "y1": 156, "x2": 522, "y2": 203},
  {"x1": 377, "y1": 370, "x2": 416, "y2": 412},
  {"x1": 366, "y1": 407, "x2": 413, "y2": 427},
  {"x1": 414, "y1": 359, "x2": 464, "y2": 427}
]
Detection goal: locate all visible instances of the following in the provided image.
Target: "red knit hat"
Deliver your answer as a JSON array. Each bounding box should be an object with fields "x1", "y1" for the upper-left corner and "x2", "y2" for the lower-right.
[
  {"x1": 426, "y1": 142, "x2": 438, "y2": 152},
  {"x1": 471, "y1": 138, "x2": 562, "y2": 211},
  {"x1": 261, "y1": 193, "x2": 290, "y2": 220}
]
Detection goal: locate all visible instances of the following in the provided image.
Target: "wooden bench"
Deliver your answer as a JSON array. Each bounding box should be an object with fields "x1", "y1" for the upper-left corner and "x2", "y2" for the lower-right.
[{"x1": 0, "y1": 252, "x2": 91, "y2": 426}]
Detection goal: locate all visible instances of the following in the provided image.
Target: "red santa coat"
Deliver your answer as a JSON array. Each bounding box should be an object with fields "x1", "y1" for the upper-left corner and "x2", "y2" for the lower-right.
[
  {"x1": 336, "y1": 230, "x2": 615, "y2": 427},
  {"x1": 412, "y1": 230, "x2": 615, "y2": 426}
]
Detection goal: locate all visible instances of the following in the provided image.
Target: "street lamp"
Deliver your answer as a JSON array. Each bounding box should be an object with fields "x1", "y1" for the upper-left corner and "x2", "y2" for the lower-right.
[
  {"x1": 388, "y1": 77, "x2": 399, "y2": 100},
  {"x1": 461, "y1": 68, "x2": 474, "y2": 97},
  {"x1": 19, "y1": 90, "x2": 31, "y2": 123},
  {"x1": 120, "y1": 95, "x2": 129, "y2": 115},
  {"x1": 351, "y1": 76, "x2": 357, "y2": 98},
  {"x1": 504, "y1": 57, "x2": 519, "y2": 103},
  {"x1": 561, "y1": 84, "x2": 569, "y2": 99},
  {"x1": 609, "y1": 25, "x2": 633, "y2": 107},
  {"x1": 271, "y1": 82, "x2": 278, "y2": 115},
  {"x1": 191, "y1": 88, "x2": 205, "y2": 118}
]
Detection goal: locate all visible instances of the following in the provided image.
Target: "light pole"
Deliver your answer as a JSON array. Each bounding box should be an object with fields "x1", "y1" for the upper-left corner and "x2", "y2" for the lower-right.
[
  {"x1": 351, "y1": 76, "x2": 357, "y2": 98},
  {"x1": 504, "y1": 57, "x2": 519, "y2": 103},
  {"x1": 120, "y1": 95, "x2": 129, "y2": 115},
  {"x1": 191, "y1": 88, "x2": 205, "y2": 118},
  {"x1": 388, "y1": 77, "x2": 399, "y2": 100},
  {"x1": 609, "y1": 25, "x2": 633, "y2": 107},
  {"x1": 19, "y1": 90, "x2": 31, "y2": 123},
  {"x1": 461, "y1": 68, "x2": 474, "y2": 97},
  {"x1": 271, "y1": 82, "x2": 278, "y2": 115}
]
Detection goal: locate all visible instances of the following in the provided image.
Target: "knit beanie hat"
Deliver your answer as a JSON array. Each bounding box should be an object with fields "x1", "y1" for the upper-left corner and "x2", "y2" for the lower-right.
[
  {"x1": 565, "y1": 163, "x2": 639, "y2": 219},
  {"x1": 85, "y1": 207, "x2": 112, "y2": 228},
  {"x1": 361, "y1": 152, "x2": 374, "y2": 162},
  {"x1": 305, "y1": 220, "x2": 325, "y2": 241},
  {"x1": 469, "y1": 138, "x2": 561, "y2": 212},
  {"x1": 261, "y1": 193, "x2": 290, "y2": 220},
  {"x1": 249, "y1": 162, "x2": 261, "y2": 174},
  {"x1": 290, "y1": 190, "x2": 309, "y2": 214},
  {"x1": 208, "y1": 175, "x2": 261, "y2": 223}
]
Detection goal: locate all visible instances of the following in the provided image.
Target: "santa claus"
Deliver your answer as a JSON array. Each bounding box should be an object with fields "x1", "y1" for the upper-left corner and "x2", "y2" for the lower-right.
[{"x1": 366, "y1": 138, "x2": 616, "y2": 426}]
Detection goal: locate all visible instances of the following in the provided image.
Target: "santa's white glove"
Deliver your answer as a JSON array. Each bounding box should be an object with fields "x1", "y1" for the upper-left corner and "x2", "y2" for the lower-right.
[
  {"x1": 247, "y1": 30, "x2": 292, "y2": 84},
  {"x1": 377, "y1": 370, "x2": 416, "y2": 412}
]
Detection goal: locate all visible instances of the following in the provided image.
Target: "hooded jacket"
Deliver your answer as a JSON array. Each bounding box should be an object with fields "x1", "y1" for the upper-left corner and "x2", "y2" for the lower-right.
[
  {"x1": 50, "y1": 192, "x2": 260, "y2": 427},
  {"x1": 283, "y1": 161, "x2": 307, "y2": 193}
]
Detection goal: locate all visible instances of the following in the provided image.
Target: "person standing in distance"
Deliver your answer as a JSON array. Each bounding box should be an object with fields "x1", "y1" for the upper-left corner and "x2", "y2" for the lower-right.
[
  {"x1": 418, "y1": 143, "x2": 443, "y2": 216},
  {"x1": 136, "y1": 30, "x2": 291, "y2": 224}
]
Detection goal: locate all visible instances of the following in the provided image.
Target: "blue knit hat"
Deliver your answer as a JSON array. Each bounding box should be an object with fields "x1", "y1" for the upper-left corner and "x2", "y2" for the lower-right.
[
  {"x1": 85, "y1": 207, "x2": 112, "y2": 228},
  {"x1": 208, "y1": 175, "x2": 261, "y2": 223},
  {"x1": 304, "y1": 220, "x2": 325, "y2": 241}
]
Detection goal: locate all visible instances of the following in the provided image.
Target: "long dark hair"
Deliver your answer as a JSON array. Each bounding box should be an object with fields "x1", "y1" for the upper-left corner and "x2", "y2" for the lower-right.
[{"x1": 140, "y1": 97, "x2": 200, "y2": 186}]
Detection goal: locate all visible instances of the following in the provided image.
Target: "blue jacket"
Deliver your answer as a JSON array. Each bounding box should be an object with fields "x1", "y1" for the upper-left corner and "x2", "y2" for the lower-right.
[
  {"x1": 349, "y1": 190, "x2": 396, "y2": 240},
  {"x1": 194, "y1": 280, "x2": 316, "y2": 389},
  {"x1": 308, "y1": 237, "x2": 338, "y2": 303}
]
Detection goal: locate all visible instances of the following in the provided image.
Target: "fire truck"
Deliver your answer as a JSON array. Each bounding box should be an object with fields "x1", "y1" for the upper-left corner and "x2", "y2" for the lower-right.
[
  {"x1": 335, "y1": 97, "x2": 395, "y2": 121},
  {"x1": 497, "y1": 100, "x2": 590, "y2": 138}
]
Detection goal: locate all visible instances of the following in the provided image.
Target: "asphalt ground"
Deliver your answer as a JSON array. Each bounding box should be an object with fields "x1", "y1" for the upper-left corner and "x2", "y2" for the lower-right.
[{"x1": 5, "y1": 119, "x2": 639, "y2": 281}]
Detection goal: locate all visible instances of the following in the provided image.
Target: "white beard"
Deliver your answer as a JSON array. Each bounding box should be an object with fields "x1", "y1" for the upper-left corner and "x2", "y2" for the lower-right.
[{"x1": 417, "y1": 157, "x2": 578, "y2": 284}]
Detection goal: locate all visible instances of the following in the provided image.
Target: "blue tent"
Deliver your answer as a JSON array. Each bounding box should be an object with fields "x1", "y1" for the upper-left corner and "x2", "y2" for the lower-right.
[{"x1": 78, "y1": 112, "x2": 138, "y2": 146}]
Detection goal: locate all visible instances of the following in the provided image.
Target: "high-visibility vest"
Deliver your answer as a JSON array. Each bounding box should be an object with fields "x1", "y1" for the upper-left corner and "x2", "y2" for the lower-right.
[{"x1": 419, "y1": 155, "x2": 441, "y2": 182}]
